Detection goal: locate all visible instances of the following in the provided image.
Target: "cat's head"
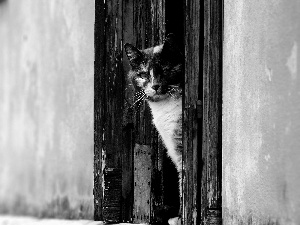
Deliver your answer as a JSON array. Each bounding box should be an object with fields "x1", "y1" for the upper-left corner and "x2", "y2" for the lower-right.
[{"x1": 124, "y1": 34, "x2": 184, "y2": 102}]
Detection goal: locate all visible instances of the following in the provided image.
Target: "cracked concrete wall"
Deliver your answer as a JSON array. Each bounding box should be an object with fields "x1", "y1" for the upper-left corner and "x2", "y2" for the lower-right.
[
  {"x1": 223, "y1": 0, "x2": 300, "y2": 224},
  {"x1": 0, "y1": 0, "x2": 94, "y2": 219}
]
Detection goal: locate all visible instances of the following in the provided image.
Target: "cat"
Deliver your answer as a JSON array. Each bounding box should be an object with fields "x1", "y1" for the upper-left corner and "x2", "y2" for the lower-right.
[{"x1": 125, "y1": 34, "x2": 183, "y2": 225}]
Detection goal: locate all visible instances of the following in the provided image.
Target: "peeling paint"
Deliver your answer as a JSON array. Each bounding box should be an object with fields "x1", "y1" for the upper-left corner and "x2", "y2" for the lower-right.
[{"x1": 101, "y1": 146, "x2": 106, "y2": 201}]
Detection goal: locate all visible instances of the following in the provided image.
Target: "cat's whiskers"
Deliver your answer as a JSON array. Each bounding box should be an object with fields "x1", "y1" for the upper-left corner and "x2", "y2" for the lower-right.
[
  {"x1": 132, "y1": 91, "x2": 146, "y2": 107},
  {"x1": 167, "y1": 85, "x2": 181, "y2": 99}
]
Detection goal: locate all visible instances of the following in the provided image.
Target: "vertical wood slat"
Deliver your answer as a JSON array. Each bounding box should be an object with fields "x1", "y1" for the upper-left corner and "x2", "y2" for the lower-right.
[
  {"x1": 202, "y1": 0, "x2": 222, "y2": 224},
  {"x1": 103, "y1": 0, "x2": 124, "y2": 222},
  {"x1": 105, "y1": 0, "x2": 124, "y2": 168},
  {"x1": 100, "y1": 0, "x2": 123, "y2": 167},
  {"x1": 94, "y1": 0, "x2": 105, "y2": 221},
  {"x1": 95, "y1": 0, "x2": 126, "y2": 222},
  {"x1": 183, "y1": 0, "x2": 201, "y2": 224},
  {"x1": 133, "y1": 144, "x2": 152, "y2": 223}
]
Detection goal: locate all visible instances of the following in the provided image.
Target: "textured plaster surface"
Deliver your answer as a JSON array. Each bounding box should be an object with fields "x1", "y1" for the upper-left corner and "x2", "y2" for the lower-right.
[
  {"x1": 0, "y1": 0, "x2": 94, "y2": 219},
  {"x1": 223, "y1": 0, "x2": 300, "y2": 224},
  {"x1": 0, "y1": 215, "x2": 147, "y2": 225}
]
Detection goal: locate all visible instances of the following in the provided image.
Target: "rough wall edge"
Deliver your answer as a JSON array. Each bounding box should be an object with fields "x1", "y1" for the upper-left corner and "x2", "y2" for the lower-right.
[
  {"x1": 223, "y1": 209, "x2": 295, "y2": 225},
  {"x1": 0, "y1": 197, "x2": 93, "y2": 220}
]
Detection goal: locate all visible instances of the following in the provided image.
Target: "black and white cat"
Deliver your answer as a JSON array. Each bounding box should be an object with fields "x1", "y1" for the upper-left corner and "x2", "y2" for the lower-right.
[{"x1": 125, "y1": 34, "x2": 183, "y2": 225}]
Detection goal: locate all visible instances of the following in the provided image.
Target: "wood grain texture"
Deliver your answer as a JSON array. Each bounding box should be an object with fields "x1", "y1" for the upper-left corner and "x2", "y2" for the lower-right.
[
  {"x1": 133, "y1": 144, "x2": 152, "y2": 223},
  {"x1": 182, "y1": 0, "x2": 201, "y2": 224},
  {"x1": 202, "y1": 0, "x2": 222, "y2": 223},
  {"x1": 183, "y1": 0, "x2": 222, "y2": 224},
  {"x1": 95, "y1": 0, "x2": 222, "y2": 223},
  {"x1": 94, "y1": 0, "x2": 105, "y2": 221},
  {"x1": 95, "y1": 0, "x2": 125, "y2": 222}
]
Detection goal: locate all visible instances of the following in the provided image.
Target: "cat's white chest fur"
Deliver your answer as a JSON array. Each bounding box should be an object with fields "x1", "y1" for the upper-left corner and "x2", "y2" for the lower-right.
[{"x1": 147, "y1": 97, "x2": 182, "y2": 163}]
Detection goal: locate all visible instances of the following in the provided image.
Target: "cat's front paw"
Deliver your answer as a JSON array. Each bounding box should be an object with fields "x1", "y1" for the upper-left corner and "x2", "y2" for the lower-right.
[{"x1": 168, "y1": 217, "x2": 181, "y2": 225}]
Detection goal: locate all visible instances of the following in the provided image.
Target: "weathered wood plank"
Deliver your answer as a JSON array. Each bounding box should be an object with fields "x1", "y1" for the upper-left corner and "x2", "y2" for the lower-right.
[
  {"x1": 95, "y1": 0, "x2": 126, "y2": 222},
  {"x1": 202, "y1": 0, "x2": 222, "y2": 223},
  {"x1": 102, "y1": 0, "x2": 124, "y2": 167},
  {"x1": 102, "y1": 168, "x2": 122, "y2": 222},
  {"x1": 102, "y1": 0, "x2": 124, "y2": 222},
  {"x1": 121, "y1": 117, "x2": 134, "y2": 222},
  {"x1": 183, "y1": 0, "x2": 201, "y2": 224},
  {"x1": 94, "y1": 0, "x2": 106, "y2": 221},
  {"x1": 133, "y1": 144, "x2": 152, "y2": 223}
]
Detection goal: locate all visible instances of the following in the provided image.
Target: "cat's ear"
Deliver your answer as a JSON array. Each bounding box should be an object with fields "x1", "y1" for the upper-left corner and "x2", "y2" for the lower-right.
[{"x1": 124, "y1": 43, "x2": 143, "y2": 68}]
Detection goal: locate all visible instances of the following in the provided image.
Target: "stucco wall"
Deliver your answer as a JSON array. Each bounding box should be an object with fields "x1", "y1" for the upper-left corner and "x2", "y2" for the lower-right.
[
  {"x1": 223, "y1": 0, "x2": 300, "y2": 224},
  {"x1": 0, "y1": 0, "x2": 94, "y2": 219}
]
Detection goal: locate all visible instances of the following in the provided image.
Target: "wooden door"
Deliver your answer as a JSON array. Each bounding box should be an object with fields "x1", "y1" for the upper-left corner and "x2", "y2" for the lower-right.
[{"x1": 94, "y1": 0, "x2": 223, "y2": 224}]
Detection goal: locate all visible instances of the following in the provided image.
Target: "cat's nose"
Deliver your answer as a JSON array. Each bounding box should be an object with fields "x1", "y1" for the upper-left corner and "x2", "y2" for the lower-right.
[{"x1": 152, "y1": 85, "x2": 160, "y2": 91}]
